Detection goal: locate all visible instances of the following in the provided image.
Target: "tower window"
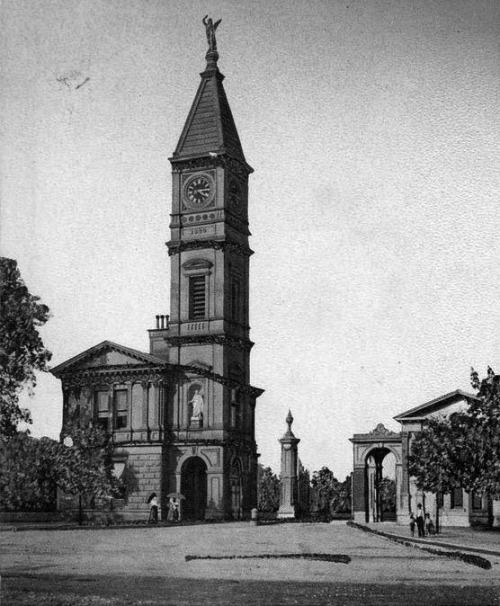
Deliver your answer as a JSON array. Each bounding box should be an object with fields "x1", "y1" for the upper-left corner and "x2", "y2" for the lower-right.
[
  {"x1": 115, "y1": 389, "x2": 128, "y2": 429},
  {"x1": 189, "y1": 275, "x2": 206, "y2": 319}
]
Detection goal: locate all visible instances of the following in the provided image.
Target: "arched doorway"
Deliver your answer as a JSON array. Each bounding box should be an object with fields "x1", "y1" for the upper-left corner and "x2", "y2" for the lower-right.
[
  {"x1": 181, "y1": 457, "x2": 207, "y2": 520},
  {"x1": 365, "y1": 447, "x2": 397, "y2": 523}
]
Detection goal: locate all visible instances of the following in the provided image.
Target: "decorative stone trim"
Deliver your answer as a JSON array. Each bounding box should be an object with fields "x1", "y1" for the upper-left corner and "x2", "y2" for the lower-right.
[
  {"x1": 166, "y1": 239, "x2": 253, "y2": 258},
  {"x1": 170, "y1": 155, "x2": 252, "y2": 178},
  {"x1": 165, "y1": 361, "x2": 263, "y2": 398},
  {"x1": 166, "y1": 334, "x2": 253, "y2": 351},
  {"x1": 60, "y1": 366, "x2": 166, "y2": 388}
]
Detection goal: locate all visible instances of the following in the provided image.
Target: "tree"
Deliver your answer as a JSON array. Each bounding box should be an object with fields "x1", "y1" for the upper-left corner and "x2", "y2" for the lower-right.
[
  {"x1": 331, "y1": 475, "x2": 351, "y2": 514},
  {"x1": 0, "y1": 433, "x2": 58, "y2": 511},
  {"x1": 0, "y1": 418, "x2": 122, "y2": 522},
  {"x1": 378, "y1": 477, "x2": 396, "y2": 513},
  {"x1": 55, "y1": 417, "x2": 123, "y2": 524},
  {"x1": 310, "y1": 466, "x2": 339, "y2": 518},
  {"x1": 408, "y1": 367, "x2": 500, "y2": 527},
  {"x1": 257, "y1": 464, "x2": 280, "y2": 512},
  {"x1": 0, "y1": 258, "x2": 52, "y2": 437}
]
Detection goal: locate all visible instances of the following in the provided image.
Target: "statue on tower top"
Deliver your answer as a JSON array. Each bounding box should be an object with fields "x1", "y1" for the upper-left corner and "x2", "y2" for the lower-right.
[{"x1": 203, "y1": 15, "x2": 221, "y2": 52}]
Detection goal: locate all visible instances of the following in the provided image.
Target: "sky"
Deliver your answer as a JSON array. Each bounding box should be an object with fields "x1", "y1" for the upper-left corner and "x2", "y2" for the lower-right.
[{"x1": 1, "y1": 0, "x2": 499, "y2": 480}]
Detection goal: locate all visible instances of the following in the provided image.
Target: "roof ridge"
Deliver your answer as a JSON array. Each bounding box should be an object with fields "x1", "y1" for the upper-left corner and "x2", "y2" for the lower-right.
[{"x1": 393, "y1": 388, "x2": 480, "y2": 421}]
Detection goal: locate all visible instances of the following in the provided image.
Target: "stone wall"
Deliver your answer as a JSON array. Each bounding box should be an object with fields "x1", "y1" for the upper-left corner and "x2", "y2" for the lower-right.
[{"x1": 116, "y1": 444, "x2": 163, "y2": 521}]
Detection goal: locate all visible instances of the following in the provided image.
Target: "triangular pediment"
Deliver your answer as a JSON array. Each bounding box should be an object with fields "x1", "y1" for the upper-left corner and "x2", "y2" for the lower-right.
[
  {"x1": 51, "y1": 341, "x2": 166, "y2": 376},
  {"x1": 394, "y1": 389, "x2": 479, "y2": 423}
]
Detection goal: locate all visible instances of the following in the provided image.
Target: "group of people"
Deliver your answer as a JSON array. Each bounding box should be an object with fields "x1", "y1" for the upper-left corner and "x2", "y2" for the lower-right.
[
  {"x1": 147, "y1": 493, "x2": 180, "y2": 524},
  {"x1": 409, "y1": 503, "x2": 435, "y2": 537}
]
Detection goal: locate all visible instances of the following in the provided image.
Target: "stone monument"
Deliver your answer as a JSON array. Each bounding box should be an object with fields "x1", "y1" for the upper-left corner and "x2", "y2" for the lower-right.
[{"x1": 278, "y1": 410, "x2": 300, "y2": 519}]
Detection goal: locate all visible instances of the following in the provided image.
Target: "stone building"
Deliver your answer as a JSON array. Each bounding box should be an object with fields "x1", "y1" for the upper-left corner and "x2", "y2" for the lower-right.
[
  {"x1": 51, "y1": 29, "x2": 263, "y2": 521},
  {"x1": 350, "y1": 390, "x2": 497, "y2": 527}
]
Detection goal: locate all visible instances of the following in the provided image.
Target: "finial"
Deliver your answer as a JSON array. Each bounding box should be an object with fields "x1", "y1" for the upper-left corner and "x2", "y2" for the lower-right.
[
  {"x1": 202, "y1": 15, "x2": 221, "y2": 67},
  {"x1": 286, "y1": 410, "x2": 294, "y2": 431}
]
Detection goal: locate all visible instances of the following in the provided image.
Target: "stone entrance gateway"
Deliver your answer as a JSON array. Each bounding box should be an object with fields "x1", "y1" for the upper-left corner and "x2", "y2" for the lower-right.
[
  {"x1": 350, "y1": 424, "x2": 402, "y2": 524},
  {"x1": 181, "y1": 457, "x2": 207, "y2": 520},
  {"x1": 351, "y1": 390, "x2": 497, "y2": 527}
]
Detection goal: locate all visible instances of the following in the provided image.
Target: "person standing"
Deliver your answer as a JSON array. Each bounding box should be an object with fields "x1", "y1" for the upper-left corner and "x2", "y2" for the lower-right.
[
  {"x1": 409, "y1": 514, "x2": 416, "y2": 537},
  {"x1": 167, "y1": 497, "x2": 176, "y2": 522},
  {"x1": 172, "y1": 498, "x2": 180, "y2": 522},
  {"x1": 416, "y1": 503, "x2": 425, "y2": 537},
  {"x1": 147, "y1": 493, "x2": 158, "y2": 524},
  {"x1": 425, "y1": 512, "x2": 435, "y2": 536}
]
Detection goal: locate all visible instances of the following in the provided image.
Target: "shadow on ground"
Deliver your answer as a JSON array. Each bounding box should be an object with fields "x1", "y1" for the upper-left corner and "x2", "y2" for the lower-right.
[{"x1": 3, "y1": 574, "x2": 500, "y2": 606}]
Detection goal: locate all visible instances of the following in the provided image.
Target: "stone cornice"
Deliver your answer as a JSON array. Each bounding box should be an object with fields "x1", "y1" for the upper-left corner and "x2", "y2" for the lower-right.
[
  {"x1": 168, "y1": 436, "x2": 258, "y2": 453},
  {"x1": 59, "y1": 365, "x2": 167, "y2": 388},
  {"x1": 166, "y1": 362, "x2": 264, "y2": 398},
  {"x1": 165, "y1": 334, "x2": 254, "y2": 351},
  {"x1": 166, "y1": 238, "x2": 253, "y2": 258},
  {"x1": 59, "y1": 360, "x2": 264, "y2": 398},
  {"x1": 169, "y1": 154, "x2": 253, "y2": 177}
]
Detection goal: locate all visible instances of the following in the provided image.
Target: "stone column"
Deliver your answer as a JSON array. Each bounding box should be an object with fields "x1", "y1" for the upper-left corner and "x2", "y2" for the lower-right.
[
  {"x1": 351, "y1": 467, "x2": 366, "y2": 523},
  {"x1": 278, "y1": 410, "x2": 300, "y2": 519}
]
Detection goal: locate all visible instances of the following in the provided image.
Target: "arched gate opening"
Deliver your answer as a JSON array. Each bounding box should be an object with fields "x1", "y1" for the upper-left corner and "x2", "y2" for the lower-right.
[
  {"x1": 181, "y1": 456, "x2": 207, "y2": 520},
  {"x1": 350, "y1": 423, "x2": 402, "y2": 524}
]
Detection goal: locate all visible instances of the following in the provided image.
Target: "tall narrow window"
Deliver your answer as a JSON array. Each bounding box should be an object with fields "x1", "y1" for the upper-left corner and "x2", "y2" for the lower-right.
[
  {"x1": 189, "y1": 275, "x2": 206, "y2": 319},
  {"x1": 450, "y1": 486, "x2": 463, "y2": 509},
  {"x1": 115, "y1": 389, "x2": 128, "y2": 429},
  {"x1": 96, "y1": 391, "x2": 110, "y2": 431},
  {"x1": 472, "y1": 493, "x2": 483, "y2": 510},
  {"x1": 231, "y1": 277, "x2": 240, "y2": 321},
  {"x1": 231, "y1": 388, "x2": 241, "y2": 429}
]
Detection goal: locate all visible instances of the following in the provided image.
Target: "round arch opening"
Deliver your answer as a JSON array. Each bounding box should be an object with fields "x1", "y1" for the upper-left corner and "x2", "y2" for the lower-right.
[
  {"x1": 365, "y1": 447, "x2": 397, "y2": 523},
  {"x1": 181, "y1": 456, "x2": 207, "y2": 520}
]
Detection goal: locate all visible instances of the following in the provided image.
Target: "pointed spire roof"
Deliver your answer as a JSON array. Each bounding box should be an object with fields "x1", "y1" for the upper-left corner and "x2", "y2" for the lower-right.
[{"x1": 171, "y1": 49, "x2": 251, "y2": 170}]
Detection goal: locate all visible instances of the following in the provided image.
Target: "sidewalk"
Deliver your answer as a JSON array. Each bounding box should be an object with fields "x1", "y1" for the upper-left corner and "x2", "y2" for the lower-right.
[{"x1": 358, "y1": 522, "x2": 500, "y2": 558}]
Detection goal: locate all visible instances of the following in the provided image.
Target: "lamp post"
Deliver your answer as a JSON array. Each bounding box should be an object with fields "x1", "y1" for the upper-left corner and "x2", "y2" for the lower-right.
[{"x1": 63, "y1": 436, "x2": 83, "y2": 526}]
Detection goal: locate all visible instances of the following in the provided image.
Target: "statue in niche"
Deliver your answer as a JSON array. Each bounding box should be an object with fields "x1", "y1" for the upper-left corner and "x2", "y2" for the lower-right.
[
  {"x1": 189, "y1": 388, "x2": 204, "y2": 419},
  {"x1": 202, "y1": 15, "x2": 221, "y2": 52}
]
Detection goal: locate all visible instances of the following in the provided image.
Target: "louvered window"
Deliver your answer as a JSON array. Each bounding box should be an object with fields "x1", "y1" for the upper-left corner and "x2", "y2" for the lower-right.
[{"x1": 189, "y1": 275, "x2": 206, "y2": 319}]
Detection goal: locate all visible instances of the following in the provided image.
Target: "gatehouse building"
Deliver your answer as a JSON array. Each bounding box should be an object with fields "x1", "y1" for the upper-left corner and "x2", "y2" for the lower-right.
[
  {"x1": 351, "y1": 390, "x2": 497, "y2": 527},
  {"x1": 51, "y1": 21, "x2": 264, "y2": 521}
]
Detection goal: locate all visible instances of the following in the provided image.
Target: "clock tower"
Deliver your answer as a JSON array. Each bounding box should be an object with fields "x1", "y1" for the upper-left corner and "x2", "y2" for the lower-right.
[{"x1": 149, "y1": 23, "x2": 263, "y2": 520}]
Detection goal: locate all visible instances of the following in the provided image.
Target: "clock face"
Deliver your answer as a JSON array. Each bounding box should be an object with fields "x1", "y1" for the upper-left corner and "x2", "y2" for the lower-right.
[
  {"x1": 184, "y1": 174, "x2": 214, "y2": 208},
  {"x1": 229, "y1": 179, "x2": 243, "y2": 211}
]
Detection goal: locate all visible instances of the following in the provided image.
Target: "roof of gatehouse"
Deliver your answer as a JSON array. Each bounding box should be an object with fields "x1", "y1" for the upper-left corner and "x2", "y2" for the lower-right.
[{"x1": 393, "y1": 389, "x2": 479, "y2": 423}]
